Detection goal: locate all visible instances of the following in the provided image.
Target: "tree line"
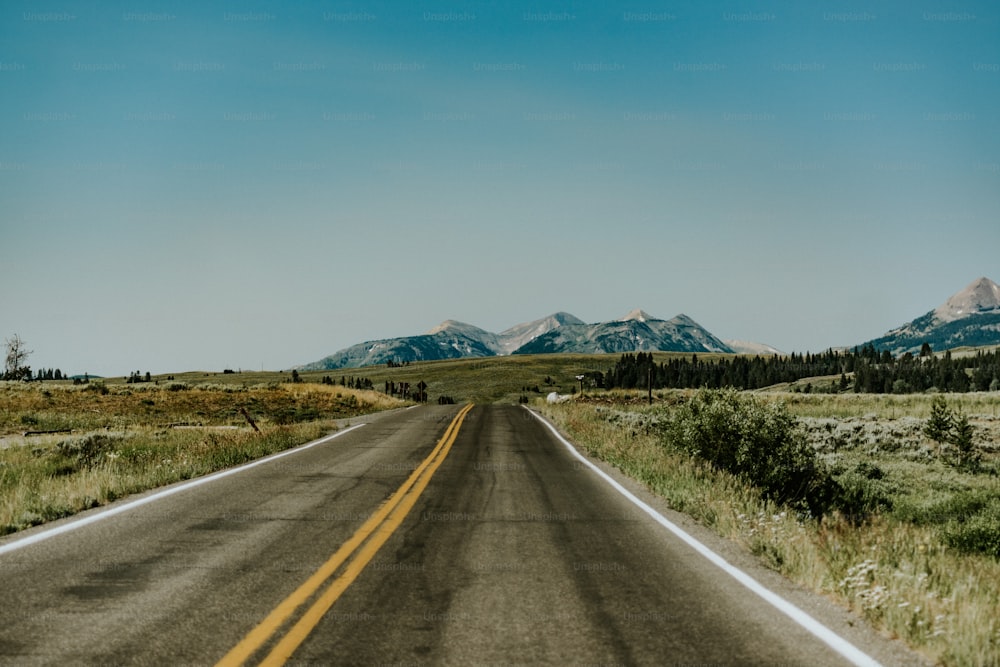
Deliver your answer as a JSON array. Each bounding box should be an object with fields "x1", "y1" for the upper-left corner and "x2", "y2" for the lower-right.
[{"x1": 604, "y1": 346, "x2": 1000, "y2": 394}]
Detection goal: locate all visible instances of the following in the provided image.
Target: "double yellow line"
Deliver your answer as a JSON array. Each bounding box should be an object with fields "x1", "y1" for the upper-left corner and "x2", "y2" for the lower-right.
[{"x1": 216, "y1": 403, "x2": 475, "y2": 667}]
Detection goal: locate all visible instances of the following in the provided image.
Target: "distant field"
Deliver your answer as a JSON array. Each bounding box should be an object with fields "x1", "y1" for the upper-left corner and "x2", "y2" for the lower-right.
[
  {"x1": 79, "y1": 347, "x2": 1000, "y2": 407},
  {"x1": 100, "y1": 352, "x2": 733, "y2": 404}
]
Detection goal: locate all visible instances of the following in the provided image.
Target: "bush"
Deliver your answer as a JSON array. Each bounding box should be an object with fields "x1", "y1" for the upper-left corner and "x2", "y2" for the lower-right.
[
  {"x1": 56, "y1": 433, "x2": 121, "y2": 468},
  {"x1": 84, "y1": 382, "x2": 109, "y2": 395},
  {"x1": 658, "y1": 389, "x2": 830, "y2": 514},
  {"x1": 942, "y1": 501, "x2": 1000, "y2": 558},
  {"x1": 833, "y1": 462, "x2": 896, "y2": 521}
]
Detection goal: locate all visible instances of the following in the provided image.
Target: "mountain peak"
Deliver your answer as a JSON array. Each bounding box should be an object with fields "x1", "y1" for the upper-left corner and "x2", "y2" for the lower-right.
[
  {"x1": 426, "y1": 320, "x2": 485, "y2": 336},
  {"x1": 933, "y1": 276, "x2": 1000, "y2": 323},
  {"x1": 496, "y1": 312, "x2": 585, "y2": 354},
  {"x1": 862, "y1": 276, "x2": 1000, "y2": 355},
  {"x1": 620, "y1": 308, "x2": 657, "y2": 323}
]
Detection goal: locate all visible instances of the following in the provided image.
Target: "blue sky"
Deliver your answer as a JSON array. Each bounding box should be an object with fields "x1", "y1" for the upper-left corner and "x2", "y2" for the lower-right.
[{"x1": 2, "y1": 1, "x2": 998, "y2": 376}]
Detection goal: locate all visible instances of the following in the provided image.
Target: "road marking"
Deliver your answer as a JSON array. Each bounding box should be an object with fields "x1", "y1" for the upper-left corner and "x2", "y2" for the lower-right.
[
  {"x1": 217, "y1": 403, "x2": 474, "y2": 667},
  {"x1": 525, "y1": 407, "x2": 882, "y2": 667},
  {"x1": 0, "y1": 423, "x2": 368, "y2": 557}
]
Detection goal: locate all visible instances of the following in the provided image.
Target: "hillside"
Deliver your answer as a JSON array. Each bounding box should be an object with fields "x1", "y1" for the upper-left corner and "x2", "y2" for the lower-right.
[{"x1": 864, "y1": 277, "x2": 1000, "y2": 355}]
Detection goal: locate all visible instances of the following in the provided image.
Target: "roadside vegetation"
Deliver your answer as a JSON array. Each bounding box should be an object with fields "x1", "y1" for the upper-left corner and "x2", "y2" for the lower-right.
[
  {"x1": 541, "y1": 389, "x2": 1000, "y2": 666},
  {"x1": 0, "y1": 381, "x2": 405, "y2": 535}
]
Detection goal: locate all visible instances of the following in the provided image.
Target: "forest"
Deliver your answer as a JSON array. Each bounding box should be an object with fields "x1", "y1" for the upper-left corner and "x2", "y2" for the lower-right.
[{"x1": 604, "y1": 346, "x2": 1000, "y2": 394}]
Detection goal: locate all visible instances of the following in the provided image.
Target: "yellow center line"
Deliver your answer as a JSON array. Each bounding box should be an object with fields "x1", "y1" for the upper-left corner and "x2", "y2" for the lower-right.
[{"x1": 215, "y1": 403, "x2": 474, "y2": 667}]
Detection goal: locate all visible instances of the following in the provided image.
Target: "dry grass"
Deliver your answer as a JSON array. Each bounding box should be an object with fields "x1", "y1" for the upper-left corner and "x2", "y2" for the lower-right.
[{"x1": 0, "y1": 381, "x2": 406, "y2": 535}]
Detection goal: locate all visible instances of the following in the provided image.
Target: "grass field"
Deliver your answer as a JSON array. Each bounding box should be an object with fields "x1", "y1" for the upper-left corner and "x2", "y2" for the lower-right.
[
  {"x1": 106, "y1": 355, "x2": 619, "y2": 404},
  {"x1": 0, "y1": 381, "x2": 405, "y2": 535},
  {"x1": 93, "y1": 351, "x2": 740, "y2": 404}
]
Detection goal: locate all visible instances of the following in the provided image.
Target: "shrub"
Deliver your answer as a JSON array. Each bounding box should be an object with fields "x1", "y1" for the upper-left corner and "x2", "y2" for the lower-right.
[
  {"x1": 832, "y1": 462, "x2": 896, "y2": 522},
  {"x1": 56, "y1": 433, "x2": 121, "y2": 468},
  {"x1": 942, "y1": 500, "x2": 1000, "y2": 558},
  {"x1": 658, "y1": 389, "x2": 830, "y2": 514},
  {"x1": 84, "y1": 382, "x2": 109, "y2": 395}
]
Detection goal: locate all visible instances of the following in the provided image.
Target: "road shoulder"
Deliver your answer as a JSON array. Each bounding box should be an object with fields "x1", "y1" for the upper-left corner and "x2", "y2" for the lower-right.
[{"x1": 525, "y1": 406, "x2": 936, "y2": 667}]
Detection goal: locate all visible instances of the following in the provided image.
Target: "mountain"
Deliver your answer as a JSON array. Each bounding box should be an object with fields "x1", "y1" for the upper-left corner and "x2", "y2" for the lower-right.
[
  {"x1": 512, "y1": 311, "x2": 733, "y2": 356},
  {"x1": 496, "y1": 312, "x2": 586, "y2": 354},
  {"x1": 724, "y1": 340, "x2": 784, "y2": 355},
  {"x1": 300, "y1": 325, "x2": 498, "y2": 370},
  {"x1": 932, "y1": 276, "x2": 1000, "y2": 322},
  {"x1": 863, "y1": 277, "x2": 1000, "y2": 355},
  {"x1": 299, "y1": 310, "x2": 733, "y2": 370},
  {"x1": 300, "y1": 312, "x2": 580, "y2": 370}
]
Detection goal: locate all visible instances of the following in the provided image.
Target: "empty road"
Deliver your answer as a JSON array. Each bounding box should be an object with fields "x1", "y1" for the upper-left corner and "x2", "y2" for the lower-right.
[{"x1": 0, "y1": 404, "x2": 924, "y2": 666}]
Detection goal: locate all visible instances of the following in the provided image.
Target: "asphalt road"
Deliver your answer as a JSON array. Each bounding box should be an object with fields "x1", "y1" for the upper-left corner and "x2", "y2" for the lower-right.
[{"x1": 0, "y1": 404, "x2": 927, "y2": 666}]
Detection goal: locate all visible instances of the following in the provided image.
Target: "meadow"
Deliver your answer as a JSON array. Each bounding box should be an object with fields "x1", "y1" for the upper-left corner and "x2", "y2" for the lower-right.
[{"x1": 0, "y1": 380, "x2": 405, "y2": 535}]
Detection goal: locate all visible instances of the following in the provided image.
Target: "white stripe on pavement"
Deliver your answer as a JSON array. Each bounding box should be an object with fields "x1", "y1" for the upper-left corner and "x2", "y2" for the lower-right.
[
  {"x1": 0, "y1": 424, "x2": 367, "y2": 556},
  {"x1": 525, "y1": 407, "x2": 881, "y2": 667}
]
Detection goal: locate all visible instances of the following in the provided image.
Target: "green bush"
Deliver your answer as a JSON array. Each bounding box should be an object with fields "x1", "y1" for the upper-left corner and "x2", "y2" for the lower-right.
[
  {"x1": 942, "y1": 500, "x2": 1000, "y2": 558},
  {"x1": 658, "y1": 389, "x2": 830, "y2": 514},
  {"x1": 894, "y1": 489, "x2": 991, "y2": 526},
  {"x1": 833, "y1": 462, "x2": 896, "y2": 521}
]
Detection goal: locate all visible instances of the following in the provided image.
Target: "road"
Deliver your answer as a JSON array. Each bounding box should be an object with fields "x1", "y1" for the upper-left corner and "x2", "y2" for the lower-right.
[{"x1": 0, "y1": 404, "x2": 925, "y2": 666}]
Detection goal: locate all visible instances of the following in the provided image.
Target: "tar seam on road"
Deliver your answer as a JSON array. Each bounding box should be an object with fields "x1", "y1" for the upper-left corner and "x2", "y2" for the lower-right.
[
  {"x1": 0, "y1": 423, "x2": 369, "y2": 557},
  {"x1": 524, "y1": 407, "x2": 882, "y2": 667},
  {"x1": 216, "y1": 403, "x2": 475, "y2": 667}
]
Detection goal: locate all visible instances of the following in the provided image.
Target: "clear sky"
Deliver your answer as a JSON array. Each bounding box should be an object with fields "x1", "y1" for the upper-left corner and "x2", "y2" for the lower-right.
[{"x1": 2, "y1": 1, "x2": 998, "y2": 376}]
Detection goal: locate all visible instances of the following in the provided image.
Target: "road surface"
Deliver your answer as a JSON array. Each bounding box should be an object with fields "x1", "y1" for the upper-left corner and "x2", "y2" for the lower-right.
[{"x1": 0, "y1": 404, "x2": 926, "y2": 666}]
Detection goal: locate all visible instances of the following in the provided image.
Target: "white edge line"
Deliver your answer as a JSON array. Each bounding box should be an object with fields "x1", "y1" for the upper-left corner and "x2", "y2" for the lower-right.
[
  {"x1": 525, "y1": 407, "x2": 881, "y2": 667},
  {"x1": 0, "y1": 423, "x2": 368, "y2": 557}
]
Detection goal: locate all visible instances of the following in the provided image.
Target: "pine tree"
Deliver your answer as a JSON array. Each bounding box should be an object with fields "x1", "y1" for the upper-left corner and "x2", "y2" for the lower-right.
[
  {"x1": 923, "y1": 396, "x2": 953, "y2": 447},
  {"x1": 949, "y1": 410, "x2": 979, "y2": 470}
]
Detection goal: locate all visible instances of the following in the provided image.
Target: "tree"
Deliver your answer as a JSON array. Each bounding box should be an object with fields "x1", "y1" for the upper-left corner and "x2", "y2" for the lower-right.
[
  {"x1": 920, "y1": 342, "x2": 933, "y2": 358},
  {"x1": 3, "y1": 334, "x2": 32, "y2": 381},
  {"x1": 949, "y1": 410, "x2": 980, "y2": 470},
  {"x1": 923, "y1": 395, "x2": 953, "y2": 447}
]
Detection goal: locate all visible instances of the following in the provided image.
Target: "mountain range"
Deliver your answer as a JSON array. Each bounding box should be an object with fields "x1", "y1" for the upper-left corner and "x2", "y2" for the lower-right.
[
  {"x1": 299, "y1": 310, "x2": 740, "y2": 371},
  {"x1": 861, "y1": 276, "x2": 1000, "y2": 356},
  {"x1": 299, "y1": 277, "x2": 1000, "y2": 370}
]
